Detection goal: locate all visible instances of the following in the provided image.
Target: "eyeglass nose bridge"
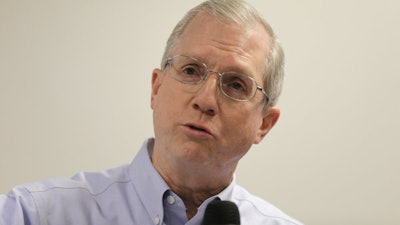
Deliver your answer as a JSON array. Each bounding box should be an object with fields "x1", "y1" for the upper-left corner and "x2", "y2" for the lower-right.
[
  {"x1": 200, "y1": 70, "x2": 223, "y2": 83},
  {"x1": 200, "y1": 70, "x2": 236, "y2": 100},
  {"x1": 195, "y1": 70, "x2": 226, "y2": 97}
]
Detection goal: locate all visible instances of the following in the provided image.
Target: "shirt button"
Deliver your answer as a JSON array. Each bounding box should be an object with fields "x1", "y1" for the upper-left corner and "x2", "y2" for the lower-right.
[
  {"x1": 167, "y1": 195, "x2": 176, "y2": 205},
  {"x1": 154, "y1": 217, "x2": 160, "y2": 225}
]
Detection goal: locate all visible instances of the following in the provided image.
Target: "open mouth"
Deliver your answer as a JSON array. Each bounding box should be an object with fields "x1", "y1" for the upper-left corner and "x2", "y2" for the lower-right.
[
  {"x1": 183, "y1": 123, "x2": 214, "y2": 139},
  {"x1": 188, "y1": 125, "x2": 206, "y2": 132},
  {"x1": 185, "y1": 124, "x2": 212, "y2": 136}
]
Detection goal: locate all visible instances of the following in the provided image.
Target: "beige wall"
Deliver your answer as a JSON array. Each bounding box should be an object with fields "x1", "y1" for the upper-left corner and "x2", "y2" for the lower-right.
[{"x1": 1, "y1": 1, "x2": 399, "y2": 224}]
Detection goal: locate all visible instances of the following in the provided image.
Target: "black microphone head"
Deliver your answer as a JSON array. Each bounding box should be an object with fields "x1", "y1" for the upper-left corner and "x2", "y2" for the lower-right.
[{"x1": 202, "y1": 200, "x2": 240, "y2": 225}]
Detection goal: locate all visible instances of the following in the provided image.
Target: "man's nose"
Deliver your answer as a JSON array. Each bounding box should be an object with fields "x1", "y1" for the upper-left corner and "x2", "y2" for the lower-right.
[{"x1": 192, "y1": 72, "x2": 220, "y2": 116}]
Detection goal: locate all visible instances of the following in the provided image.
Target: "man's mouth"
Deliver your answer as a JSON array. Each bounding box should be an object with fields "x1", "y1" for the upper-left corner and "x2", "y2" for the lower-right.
[
  {"x1": 185, "y1": 123, "x2": 212, "y2": 136},
  {"x1": 189, "y1": 125, "x2": 206, "y2": 132}
]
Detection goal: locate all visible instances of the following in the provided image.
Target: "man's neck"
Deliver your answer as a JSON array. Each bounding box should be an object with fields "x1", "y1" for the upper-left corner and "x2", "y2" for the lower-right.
[
  {"x1": 151, "y1": 157, "x2": 233, "y2": 219},
  {"x1": 169, "y1": 178, "x2": 229, "y2": 219}
]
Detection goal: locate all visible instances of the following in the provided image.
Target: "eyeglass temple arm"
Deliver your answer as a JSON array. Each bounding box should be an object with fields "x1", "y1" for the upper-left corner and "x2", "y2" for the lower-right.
[{"x1": 256, "y1": 86, "x2": 270, "y2": 104}]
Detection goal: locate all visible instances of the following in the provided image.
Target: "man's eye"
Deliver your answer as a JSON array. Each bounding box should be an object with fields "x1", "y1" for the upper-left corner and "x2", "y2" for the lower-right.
[
  {"x1": 225, "y1": 77, "x2": 248, "y2": 93},
  {"x1": 231, "y1": 81, "x2": 245, "y2": 91},
  {"x1": 182, "y1": 66, "x2": 198, "y2": 75}
]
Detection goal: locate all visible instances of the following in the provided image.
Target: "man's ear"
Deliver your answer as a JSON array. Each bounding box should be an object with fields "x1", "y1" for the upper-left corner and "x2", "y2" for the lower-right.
[
  {"x1": 151, "y1": 68, "x2": 163, "y2": 110},
  {"x1": 253, "y1": 107, "x2": 280, "y2": 144}
]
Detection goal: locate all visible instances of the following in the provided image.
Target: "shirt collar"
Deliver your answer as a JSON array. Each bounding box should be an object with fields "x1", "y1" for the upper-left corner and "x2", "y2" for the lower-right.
[
  {"x1": 128, "y1": 138, "x2": 237, "y2": 224},
  {"x1": 196, "y1": 175, "x2": 236, "y2": 213},
  {"x1": 129, "y1": 138, "x2": 169, "y2": 224}
]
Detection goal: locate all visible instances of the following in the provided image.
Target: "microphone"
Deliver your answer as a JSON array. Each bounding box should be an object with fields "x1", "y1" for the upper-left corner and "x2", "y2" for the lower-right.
[{"x1": 201, "y1": 200, "x2": 240, "y2": 225}]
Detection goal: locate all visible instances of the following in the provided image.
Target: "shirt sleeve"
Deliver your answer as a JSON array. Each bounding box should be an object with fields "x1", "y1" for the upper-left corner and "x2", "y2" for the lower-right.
[{"x1": 0, "y1": 186, "x2": 41, "y2": 225}]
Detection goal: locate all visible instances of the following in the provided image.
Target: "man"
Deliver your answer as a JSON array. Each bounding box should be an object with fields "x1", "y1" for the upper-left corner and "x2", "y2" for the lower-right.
[{"x1": 0, "y1": 0, "x2": 302, "y2": 224}]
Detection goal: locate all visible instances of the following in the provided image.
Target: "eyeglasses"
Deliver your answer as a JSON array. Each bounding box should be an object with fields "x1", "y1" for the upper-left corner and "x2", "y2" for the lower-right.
[{"x1": 164, "y1": 55, "x2": 269, "y2": 103}]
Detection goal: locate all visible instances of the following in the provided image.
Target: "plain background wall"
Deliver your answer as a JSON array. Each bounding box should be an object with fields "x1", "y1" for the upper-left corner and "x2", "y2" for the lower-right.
[{"x1": 1, "y1": 0, "x2": 399, "y2": 224}]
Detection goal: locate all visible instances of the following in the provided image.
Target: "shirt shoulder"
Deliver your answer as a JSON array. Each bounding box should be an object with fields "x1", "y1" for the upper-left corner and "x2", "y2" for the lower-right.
[
  {"x1": 232, "y1": 185, "x2": 303, "y2": 225},
  {"x1": 1, "y1": 164, "x2": 135, "y2": 225},
  {"x1": 23, "y1": 164, "x2": 131, "y2": 195}
]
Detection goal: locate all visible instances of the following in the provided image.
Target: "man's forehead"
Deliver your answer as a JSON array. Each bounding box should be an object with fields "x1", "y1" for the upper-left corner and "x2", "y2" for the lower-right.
[{"x1": 175, "y1": 12, "x2": 270, "y2": 77}]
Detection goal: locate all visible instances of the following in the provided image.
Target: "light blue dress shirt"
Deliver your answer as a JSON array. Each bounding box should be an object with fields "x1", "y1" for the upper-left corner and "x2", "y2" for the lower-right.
[{"x1": 0, "y1": 138, "x2": 302, "y2": 225}]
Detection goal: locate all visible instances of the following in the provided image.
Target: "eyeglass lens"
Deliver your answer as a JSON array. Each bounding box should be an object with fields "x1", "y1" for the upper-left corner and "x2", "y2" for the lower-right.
[{"x1": 167, "y1": 55, "x2": 258, "y2": 101}]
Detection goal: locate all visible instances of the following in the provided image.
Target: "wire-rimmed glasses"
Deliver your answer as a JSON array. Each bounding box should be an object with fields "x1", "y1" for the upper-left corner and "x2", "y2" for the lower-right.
[{"x1": 164, "y1": 55, "x2": 269, "y2": 103}]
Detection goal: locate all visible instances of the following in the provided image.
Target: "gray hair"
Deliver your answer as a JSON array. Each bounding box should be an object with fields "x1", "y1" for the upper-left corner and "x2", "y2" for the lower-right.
[{"x1": 161, "y1": 0, "x2": 285, "y2": 107}]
